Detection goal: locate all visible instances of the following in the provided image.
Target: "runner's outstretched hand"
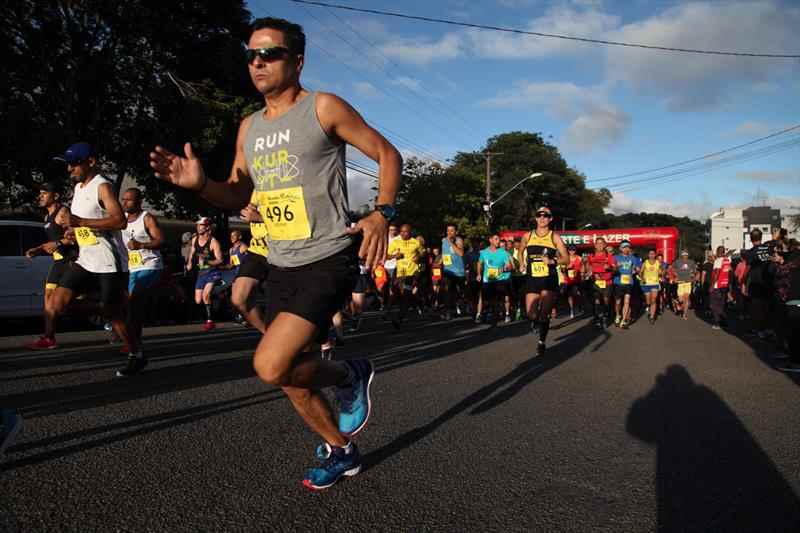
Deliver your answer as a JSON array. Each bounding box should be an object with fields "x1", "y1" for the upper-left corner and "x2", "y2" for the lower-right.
[
  {"x1": 346, "y1": 211, "x2": 387, "y2": 268},
  {"x1": 150, "y1": 143, "x2": 206, "y2": 191}
]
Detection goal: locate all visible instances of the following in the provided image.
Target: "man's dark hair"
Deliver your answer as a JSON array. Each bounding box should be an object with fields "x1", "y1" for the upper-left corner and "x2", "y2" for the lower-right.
[
  {"x1": 750, "y1": 228, "x2": 762, "y2": 243},
  {"x1": 251, "y1": 17, "x2": 306, "y2": 57},
  {"x1": 125, "y1": 187, "x2": 143, "y2": 201}
]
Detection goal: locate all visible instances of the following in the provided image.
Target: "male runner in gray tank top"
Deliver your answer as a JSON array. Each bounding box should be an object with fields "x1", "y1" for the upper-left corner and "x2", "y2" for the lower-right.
[{"x1": 149, "y1": 17, "x2": 401, "y2": 490}]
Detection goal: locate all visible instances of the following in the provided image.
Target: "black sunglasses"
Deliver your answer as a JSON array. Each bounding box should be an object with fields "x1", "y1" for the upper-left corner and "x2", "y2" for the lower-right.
[
  {"x1": 535, "y1": 211, "x2": 553, "y2": 218},
  {"x1": 246, "y1": 47, "x2": 290, "y2": 64}
]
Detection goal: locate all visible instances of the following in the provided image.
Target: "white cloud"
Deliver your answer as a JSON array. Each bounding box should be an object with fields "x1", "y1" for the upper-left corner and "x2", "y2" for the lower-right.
[
  {"x1": 465, "y1": 5, "x2": 618, "y2": 58},
  {"x1": 605, "y1": 1, "x2": 800, "y2": 111},
  {"x1": 380, "y1": 33, "x2": 463, "y2": 65},
  {"x1": 606, "y1": 191, "x2": 713, "y2": 220},
  {"x1": 482, "y1": 81, "x2": 630, "y2": 153},
  {"x1": 735, "y1": 169, "x2": 799, "y2": 183},
  {"x1": 724, "y1": 121, "x2": 773, "y2": 138},
  {"x1": 389, "y1": 76, "x2": 422, "y2": 91},
  {"x1": 353, "y1": 81, "x2": 381, "y2": 98}
]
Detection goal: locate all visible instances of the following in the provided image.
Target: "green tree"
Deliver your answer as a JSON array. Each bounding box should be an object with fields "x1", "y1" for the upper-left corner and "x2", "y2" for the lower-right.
[{"x1": 1, "y1": 0, "x2": 257, "y2": 218}]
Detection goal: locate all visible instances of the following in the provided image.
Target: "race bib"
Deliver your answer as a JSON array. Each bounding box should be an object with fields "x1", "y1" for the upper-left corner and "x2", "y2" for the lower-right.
[
  {"x1": 530, "y1": 261, "x2": 548, "y2": 278},
  {"x1": 374, "y1": 268, "x2": 384, "y2": 279},
  {"x1": 249, "y1": 222, "x2": 269, "y2": 257},
  {"x1": 595, "y1": 279, "x2": 607, "y2": 289},
  {"x1": 567, "y1": 269, "x2": 576, "y2": 279},
  {"x1": 678, "y1": 282, "x2": 692, "y2": 296},
  {"x1": 620, "y1": 274, "x2": 632, "y2": 285},
  {"x1": 231, "y1": 255, "x2": 240, "y2": 266},
  {"x1": 644, "y1": 272, "x2": 659, "y2": 285},
  {"x1": 128, "y1": 251, "x2": 143, "y2": 268},
  {"x1": 442, "y1": 254, "x2": 453, "y2": 266},
  {"x1": 53, "y1": 251, "x2": 64, "y2": 261},
  {"x1": 433, "y1": 268, "x2": 442, "y2": 277},
  {"x1": 255, "y1": 187, "x2": 311, "y2": 241},
  {"x1": 75, "y1": 227, "x2": 98, "y2": 247},
  {"x1": 487, "y1": 267, "x2": 500, "y2": 280}
]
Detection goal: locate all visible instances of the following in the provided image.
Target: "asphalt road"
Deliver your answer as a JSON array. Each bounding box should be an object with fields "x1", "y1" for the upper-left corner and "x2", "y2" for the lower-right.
[{"x1": 1, "y1": 311, "x2": 799, "y2": 532}]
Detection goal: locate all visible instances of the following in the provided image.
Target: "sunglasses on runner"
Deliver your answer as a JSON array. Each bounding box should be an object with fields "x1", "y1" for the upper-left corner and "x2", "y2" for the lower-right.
[
  {"x1": 535, "y1": 211, "x2": 552, "y2": 218},
  {"x1": 245, "y1": 46, "x2": 290, "y2": 64}
]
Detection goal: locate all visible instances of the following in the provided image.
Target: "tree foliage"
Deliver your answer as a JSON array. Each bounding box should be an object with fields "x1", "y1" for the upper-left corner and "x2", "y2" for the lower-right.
[
  {"x1": 395, "y1": 132, "x2": 611, "y2": 242},
  {"x1": 1, "y1": 0, "x2": 258, "y2": 218}
]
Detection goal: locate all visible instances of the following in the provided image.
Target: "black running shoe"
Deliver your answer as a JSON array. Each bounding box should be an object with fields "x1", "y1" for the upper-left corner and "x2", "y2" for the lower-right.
[
  {"x1": 536, "y1": 341, "x2": 546, "y2": 357},
  {"x1": 116, "y1": 355, "x2": 148, "y2": 377}
]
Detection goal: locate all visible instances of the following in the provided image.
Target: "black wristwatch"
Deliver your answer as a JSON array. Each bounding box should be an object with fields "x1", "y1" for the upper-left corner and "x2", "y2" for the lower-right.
[{"x1": 374, "y1": 204, "x2": 396, "y2": 221}]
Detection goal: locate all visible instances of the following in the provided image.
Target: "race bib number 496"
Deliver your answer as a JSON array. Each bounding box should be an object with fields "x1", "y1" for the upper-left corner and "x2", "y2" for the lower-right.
[{"x1": 255, "y1": 187, "x2": 311, "y2": 241}]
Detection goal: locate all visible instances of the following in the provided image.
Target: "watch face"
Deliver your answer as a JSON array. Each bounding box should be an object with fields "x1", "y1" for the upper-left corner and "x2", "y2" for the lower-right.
[{"x1": 378, "y1": 205, "x2": 396, "y2": 219}]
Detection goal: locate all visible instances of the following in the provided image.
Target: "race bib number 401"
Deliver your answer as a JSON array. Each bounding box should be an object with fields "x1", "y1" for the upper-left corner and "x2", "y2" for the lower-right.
[
  {"x1": 530, "y1": 261, "x2": 548, "y2": 278},
  {"x1": 255, "y1": 187, "x2": 311, "y2": 241}
]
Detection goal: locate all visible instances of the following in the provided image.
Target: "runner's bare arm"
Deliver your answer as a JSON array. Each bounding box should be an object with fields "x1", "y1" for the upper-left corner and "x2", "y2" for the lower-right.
[
  {"x1": 70, "y1": 183, "x2": 126, "y2": 230},
  {"x1": 208, "y1": 238, "x2": 224, "y2": 267},
  {"x1": 149, "y1": 116, "x2": 254, "y2": 211},
  {"x1": 137, "y1": 213, "x2": 164, "y2": 250},
  {"x1": 187, "y1": 236, "x2": 197, "y2": 270},
  {"x1": 518, "y1": 232, "x2": 531, "y2": 272},
  {"x1": 553, "y1": 233, "x2": 569, "y2": 265},
  {"x1": 318, "y1": 93, "x2": 402, "y2": 268},
  {"x1": 451, "y1": 237, "x2": 465, "y2": 256}
]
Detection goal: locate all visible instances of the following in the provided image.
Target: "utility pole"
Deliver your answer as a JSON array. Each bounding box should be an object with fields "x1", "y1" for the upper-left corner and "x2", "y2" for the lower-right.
[{"x1": 481, "y1": 151, "x2": 503, "y2": 220}]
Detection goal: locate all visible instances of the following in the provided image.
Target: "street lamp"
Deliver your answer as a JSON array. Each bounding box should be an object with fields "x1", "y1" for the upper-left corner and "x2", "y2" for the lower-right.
[
  {"x1": 581, "y1": 223, "x2": 592, "y2": 229},
  {"x1": 488, "y1": 172, "x2": 543, "y2": 210}
]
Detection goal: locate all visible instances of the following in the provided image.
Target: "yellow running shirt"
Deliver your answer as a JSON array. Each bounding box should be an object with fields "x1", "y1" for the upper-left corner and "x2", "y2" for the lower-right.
[{"x1": 388, "y1": 237, "x2": 423, "y2": 277}]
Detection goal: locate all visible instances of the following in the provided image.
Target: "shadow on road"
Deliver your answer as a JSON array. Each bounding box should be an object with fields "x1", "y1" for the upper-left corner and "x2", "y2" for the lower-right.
[
  {"x1": 361, "y1": 321, "x2": 607, "y2": 473},
  {"x1": 626, "y1": 365, "x2": 800, "y2": 532},
  {"x1": 0, "y1": 390, "x2": 284, "y2": 472}
]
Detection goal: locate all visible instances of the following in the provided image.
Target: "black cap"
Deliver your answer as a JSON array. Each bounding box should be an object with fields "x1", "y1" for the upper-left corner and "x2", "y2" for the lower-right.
[{"x1": 38, "y1": 181, "x2": 61, "y2": 194}]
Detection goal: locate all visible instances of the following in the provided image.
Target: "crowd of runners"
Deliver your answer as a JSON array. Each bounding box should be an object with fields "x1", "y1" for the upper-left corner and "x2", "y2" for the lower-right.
[{"x1": 2, "y1": 16, "x2": 799, "y2": 490}]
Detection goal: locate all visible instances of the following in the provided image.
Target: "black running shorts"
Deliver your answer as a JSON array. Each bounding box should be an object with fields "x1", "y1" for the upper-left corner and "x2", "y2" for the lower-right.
[
  {"x1": 525, "y1": 273, "x2": 559, "y2": 294},
  {"x1": 264, "y1": 246, "x2": 357, "y2": 344},
  {"x1": 236, "y1": 252, "x2": 270, "y2": 282},
  {"x1": 46, "y1": 260, "x2": 72, "y2": 290},
  {"x1": 59, "y1": 263, "x2": 128, "y2": 306},
  {"x1": 481, "y1": 280, "x2": 510, "y2": 301}
]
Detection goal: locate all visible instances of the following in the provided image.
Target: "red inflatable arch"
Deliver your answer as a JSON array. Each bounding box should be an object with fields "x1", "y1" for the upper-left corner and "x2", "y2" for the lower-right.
[{"x1": 499, "y1": 227, "x2": 680, "y2": 263}]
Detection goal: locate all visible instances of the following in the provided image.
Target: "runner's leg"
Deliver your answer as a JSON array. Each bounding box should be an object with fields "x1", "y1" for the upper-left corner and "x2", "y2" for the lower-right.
[{"x1": 253, "y1": 312, "x2": 349, "y2": 447}]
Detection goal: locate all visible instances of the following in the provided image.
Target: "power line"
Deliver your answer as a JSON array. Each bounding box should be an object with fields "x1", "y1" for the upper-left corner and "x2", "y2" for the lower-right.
[
  {"x1": 290, "y1": 0, "x2": 800, "y2": 58},
  {"x1": 301, "y1": 3, "x2": 470, "y2": 137},
  {"x1": 303, "y1": 36, "x2": 452, "y2": 163},
  {"x1": 296, "y1": 5, "x2": 469, "y2": 159},
  {"x1": 321, "y1": 5, "x2": 477, "y2": 131},
  {"x1": 607, "y1": 136, "x2": 800, "y2": 193},
  {"x1": 589, "y1": 124, "x2": 800, "y2": 183}
]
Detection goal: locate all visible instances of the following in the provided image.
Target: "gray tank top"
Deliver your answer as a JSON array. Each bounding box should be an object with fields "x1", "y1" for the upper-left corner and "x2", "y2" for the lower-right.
[{"x1": 243, "y1": 92, "x2": 352, "y2": 268}]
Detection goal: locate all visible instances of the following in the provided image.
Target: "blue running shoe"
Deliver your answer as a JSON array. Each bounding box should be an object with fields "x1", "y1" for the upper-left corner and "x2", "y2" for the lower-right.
[
  {"x1": 0, "y1": 409, "x2": 23, "y2": 456},
  {"x1": 302, "y1": 443, "x2": 361, "y2": 491},
  {"x1": 336, "y1": 359, "x2": 375, "y2": 437}
]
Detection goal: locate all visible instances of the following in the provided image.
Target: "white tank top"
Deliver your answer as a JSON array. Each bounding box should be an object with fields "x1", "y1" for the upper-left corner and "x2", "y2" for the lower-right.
[
  {"x1": 70, "y1": 175, "x2": 128, "y2": 273},
  {"x1": 121, "y1": 211, "x2": 163, "y2": 272}
]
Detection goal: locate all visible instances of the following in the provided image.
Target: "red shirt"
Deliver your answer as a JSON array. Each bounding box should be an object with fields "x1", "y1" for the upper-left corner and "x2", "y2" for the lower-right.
[
  {"x1": 712, "y1": 257, "x2": 731, "y2": 289},
  {"x1": 589, "y1": 252, "x2": 616, "y2": 282},
  {"x1": 565, "y1": 256, "x2": 583, "y2": 285}
]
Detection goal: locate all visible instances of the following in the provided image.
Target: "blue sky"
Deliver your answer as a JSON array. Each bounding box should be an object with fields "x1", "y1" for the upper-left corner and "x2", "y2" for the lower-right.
[{"x1": 249, "y1": 0, "x2": 799, "y2": 219}]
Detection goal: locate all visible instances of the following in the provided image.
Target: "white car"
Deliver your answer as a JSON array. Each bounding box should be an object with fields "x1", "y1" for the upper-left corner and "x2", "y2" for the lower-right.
[{"x1": 0, "y1": 220, "x2": 54, "y2": 317}]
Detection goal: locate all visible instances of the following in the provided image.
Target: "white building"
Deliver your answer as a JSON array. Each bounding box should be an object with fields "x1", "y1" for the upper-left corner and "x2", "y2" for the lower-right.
[{"x1": 709, "y1": 207, "x2": 745, "y2": 252}]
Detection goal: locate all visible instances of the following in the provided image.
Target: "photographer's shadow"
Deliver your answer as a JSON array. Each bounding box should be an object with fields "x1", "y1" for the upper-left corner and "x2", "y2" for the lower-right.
[{"x1": 626, "y1": 365, "x2": 800, "y2": 532}]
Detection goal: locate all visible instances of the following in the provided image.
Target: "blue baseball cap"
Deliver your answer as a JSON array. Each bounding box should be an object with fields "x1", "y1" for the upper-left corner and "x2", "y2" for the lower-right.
[{"x1": 59, "y1": 142, "x2": 95, "y2": 164}]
